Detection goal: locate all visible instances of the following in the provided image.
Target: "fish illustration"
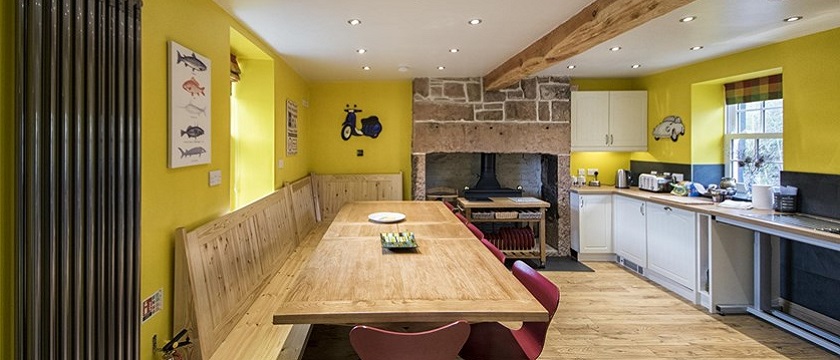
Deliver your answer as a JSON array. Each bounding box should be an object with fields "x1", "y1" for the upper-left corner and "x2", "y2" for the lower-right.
[
  {"x1": 176, "y1": 51, "x2": 207, "y2": 72},
  {"x1": 178, "y1": 146, "x2": 207, "y2": 158},
  {"x1": 182, "y1": 77, "x2": 205, "y2": 97},
  {"x1": 180, "y1": 125, "x2": 205, "y2": 138},
  {"x1": 181, "y1": 103, "x2": 207, "y2": 117}
]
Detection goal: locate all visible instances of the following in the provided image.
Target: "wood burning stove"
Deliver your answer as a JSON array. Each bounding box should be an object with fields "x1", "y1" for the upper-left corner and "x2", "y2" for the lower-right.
[{"x1": 464, "y1": 153, "x2": 522, "y2": 200}]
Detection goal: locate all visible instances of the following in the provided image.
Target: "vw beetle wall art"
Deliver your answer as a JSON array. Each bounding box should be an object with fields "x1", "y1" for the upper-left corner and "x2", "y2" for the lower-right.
[
  {"x1": 652, "y1": 115, "x2": 685, "y2": 142},
  {"x1": 341, "y1": 104, "x2": 382, "y2": 140}
]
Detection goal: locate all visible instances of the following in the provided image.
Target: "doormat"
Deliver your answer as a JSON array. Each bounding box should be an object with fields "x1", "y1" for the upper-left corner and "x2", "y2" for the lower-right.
[{"x1": 517, "y1": 256, "x2": 594, "y2": 272}]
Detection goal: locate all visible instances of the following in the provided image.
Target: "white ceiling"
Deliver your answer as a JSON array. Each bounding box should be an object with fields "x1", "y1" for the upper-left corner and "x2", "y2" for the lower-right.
[{"x1": 213, "y1": 0, "x2": 840, "y2": 82}]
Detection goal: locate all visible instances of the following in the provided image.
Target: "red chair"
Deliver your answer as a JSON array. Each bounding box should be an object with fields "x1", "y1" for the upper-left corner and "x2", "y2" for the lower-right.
[
  {"x1": 455, "y1": 212, "x2": 469, "y2": 224},
  {"x1": 466, "y1": 222, "x2": 484, "y2": 240},
  {"x1": 349, "y1": 320, "x2": 470, "y2": 360},
  {"x1": 443, "y1": 201, "x2": 455, "y2": 211},
  {"x1": 459, "y1": 261, "x2": 560, "y2": 360},
  {"x1": 480, "y1": 238, "x2": 506, "y2": 263}
]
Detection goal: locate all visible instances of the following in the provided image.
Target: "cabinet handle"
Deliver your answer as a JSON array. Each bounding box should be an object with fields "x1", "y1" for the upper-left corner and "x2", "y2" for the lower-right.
[
  {"x1": 664, "y1": 206, "x2": 672, "y2": 212},
  {"x1": 605, "y1": 134, "x2": 609, "y2": 145},
  {"x1": 640, "y1": 203, "x2": 645, "y2": 216},
  {"x1": 580, "y1": 199, "x2": 584, "y2": 209},
  {"x1": 610, "y1": 134, "x2": 614, "y2": 144}
]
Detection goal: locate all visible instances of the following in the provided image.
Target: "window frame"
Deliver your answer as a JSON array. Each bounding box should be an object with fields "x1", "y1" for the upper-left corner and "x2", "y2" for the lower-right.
[{"x1": 723, "y1": 100, "x2": 783, "y2": 186}]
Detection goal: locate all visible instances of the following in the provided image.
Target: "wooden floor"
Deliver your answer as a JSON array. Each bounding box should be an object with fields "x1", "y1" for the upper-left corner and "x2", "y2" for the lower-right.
[{"x1": 302, "y1": 261, "x2": 836, "y2": 359}]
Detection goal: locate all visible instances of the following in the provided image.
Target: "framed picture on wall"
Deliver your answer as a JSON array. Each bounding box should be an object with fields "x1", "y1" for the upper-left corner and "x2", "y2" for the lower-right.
[
  {"x1": 168, "y1": 41, "x2": 212, "y2": 168},
  {"x1": 287, "y1": 99, "x2": 298, "y2": 155}
]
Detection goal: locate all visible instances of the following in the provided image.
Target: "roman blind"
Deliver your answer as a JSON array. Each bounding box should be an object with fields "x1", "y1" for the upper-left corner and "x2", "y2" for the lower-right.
[
  {"x1": 16, "y1": 0, "x2": 142, "y2": 358},
  {"x1": 724, "y1": 74, "x2": 783, "y2": 105}
]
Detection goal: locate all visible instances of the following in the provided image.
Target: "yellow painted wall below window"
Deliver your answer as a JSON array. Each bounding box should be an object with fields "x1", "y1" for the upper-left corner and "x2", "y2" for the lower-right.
[
  {"x1": 634, "y1": 27, "x2": 840, "y2": 175},
  {"x1": 141, "y1": 0, "x2": 309, "y2": 359},
  {"x1": 0, "y1": 0, "x2": 15, "y2": 357},
  {"x1": 231, "y1": 58, "x2": 275, "y2": 209},
  {"x1": 309, "y1": 81, "x2": 413, "y2": 199}
]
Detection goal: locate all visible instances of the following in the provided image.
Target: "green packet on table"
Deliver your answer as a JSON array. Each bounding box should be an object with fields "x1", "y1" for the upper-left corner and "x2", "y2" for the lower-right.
[{"x1": 380, "y1": 232, "x2": 417, "y2": 248}]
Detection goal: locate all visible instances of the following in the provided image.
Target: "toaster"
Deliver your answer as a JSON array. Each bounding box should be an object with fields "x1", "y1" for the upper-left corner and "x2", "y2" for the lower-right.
[{"x1": 638, "y1": 173, "x2": 670, "y2": 192}]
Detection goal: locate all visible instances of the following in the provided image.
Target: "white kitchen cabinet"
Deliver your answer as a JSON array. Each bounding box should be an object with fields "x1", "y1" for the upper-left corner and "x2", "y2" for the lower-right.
[
  {"x1": 646, "y1": 203, "x2": 696, "y2": 299},
  {"x1": 613, "y1": 195, "x2": 647, "y2": 267},
  {"x1": 571, "y1": 91, "x2": 648, "y2": 152},
  {"x1": 570, "y1": 193, "x2": 613, "y2": 261}
]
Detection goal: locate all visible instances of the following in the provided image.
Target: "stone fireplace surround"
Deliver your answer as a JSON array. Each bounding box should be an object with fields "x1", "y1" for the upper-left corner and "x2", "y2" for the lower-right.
[{"x1": 411, "y1": 76, "x2": 572, "y2": 255}]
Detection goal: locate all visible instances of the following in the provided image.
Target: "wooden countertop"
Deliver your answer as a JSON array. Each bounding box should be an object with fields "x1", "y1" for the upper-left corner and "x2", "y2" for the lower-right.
[
  {"x1": 273, "y1": 201, "x2": 548, "y2": 325},
  {"x1": 571, "y1": 186, "x2": 840, "y2": 246}
]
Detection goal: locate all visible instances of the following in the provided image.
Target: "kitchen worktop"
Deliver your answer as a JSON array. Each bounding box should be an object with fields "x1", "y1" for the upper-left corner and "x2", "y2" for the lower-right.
[{"x1": 570, "y1": 186, "x2": 840, "y2": 246}]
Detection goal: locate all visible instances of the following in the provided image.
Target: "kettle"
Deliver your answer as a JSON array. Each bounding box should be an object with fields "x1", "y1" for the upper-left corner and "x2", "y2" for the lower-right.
[{"x1": 615, "y1": 169, "x2": 631, "y2": 189}]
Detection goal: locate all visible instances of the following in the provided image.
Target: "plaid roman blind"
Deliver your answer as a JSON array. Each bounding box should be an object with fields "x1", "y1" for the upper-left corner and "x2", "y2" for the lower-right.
[{"x1": 724, "y1": 74, "x2": 783, "y2": 104}]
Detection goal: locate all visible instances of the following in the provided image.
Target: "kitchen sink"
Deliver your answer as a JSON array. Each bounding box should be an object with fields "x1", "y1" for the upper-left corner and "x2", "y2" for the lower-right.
[{"x1": 743, "y1": 213, "x2": 840, "y2": 235}]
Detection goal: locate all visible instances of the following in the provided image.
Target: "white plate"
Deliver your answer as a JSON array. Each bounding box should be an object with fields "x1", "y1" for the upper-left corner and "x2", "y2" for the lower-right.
[{"x1": 368, "y1": 212, "x2": 406, "y2": 223}]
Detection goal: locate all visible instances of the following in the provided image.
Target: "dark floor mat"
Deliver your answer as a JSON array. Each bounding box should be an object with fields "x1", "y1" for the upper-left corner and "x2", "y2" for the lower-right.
[{"x1": 517, "y1": 256, "x2": 595, "y2": 272}]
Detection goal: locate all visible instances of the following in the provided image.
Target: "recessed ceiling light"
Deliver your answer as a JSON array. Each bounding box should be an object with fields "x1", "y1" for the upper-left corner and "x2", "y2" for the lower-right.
[
  {"x1": 609, "y1": 46, "x2": 622, "y2": 52},
  {"x1": 398, "y1": 66, "x2": 409, "y2": 72},
  {"x1": 362, "y1": 66, "x2": 370, "y2": 70},
  {"x1": 690, "y1": 46, "x2": 704, "y2": 51},
  {"x1": 449, "y1": 48, "x2": 459, "y2": 53},
  {"x1": 567, "y1": 65, "x2": 576, "y2": 69},
  {"x1": 356, "y1": 48, "x2": 367, "y2": 54},
  {"x1": 348, "y1": 19, "x2": 361, "y2": 25},
  {"x1": 468, "y1": 19, "x2": 482, "y2": 25},
  {"x1": 784, "y1": 16, "x2": 803, "y2": 22},
  {"x1": 437, "y1": 66, "x2": 446, "y2": 70},
  {"x1": 631, "y1": 64, "x2": 642, "y2": 69},
  {"x1": 679, "y1": 16, "x2": 697, "y2": 23}
]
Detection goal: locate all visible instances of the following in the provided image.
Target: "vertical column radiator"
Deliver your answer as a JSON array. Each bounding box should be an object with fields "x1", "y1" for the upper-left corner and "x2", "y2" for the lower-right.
[{"x1": 16, "y1": 0, "x2": 142, "y2": 358}]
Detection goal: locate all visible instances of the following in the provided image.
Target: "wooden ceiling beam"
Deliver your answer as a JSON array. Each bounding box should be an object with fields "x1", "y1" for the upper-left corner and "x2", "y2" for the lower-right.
[{"x1": 483, "y1": 0, "x2": 696, "y2": 91}]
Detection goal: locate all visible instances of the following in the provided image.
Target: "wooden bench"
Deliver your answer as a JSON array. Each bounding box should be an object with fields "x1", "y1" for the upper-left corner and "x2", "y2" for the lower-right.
[{"x1": 173, "y1": 172, "x2": 403, "y2": 359}]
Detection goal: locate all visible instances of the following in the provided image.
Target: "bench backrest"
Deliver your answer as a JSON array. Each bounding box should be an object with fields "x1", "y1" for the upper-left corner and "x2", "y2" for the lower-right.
[
  {"x1": 314, "y1": 172, "x2": 403, "y2": 218},
  {"x1": 174, "y1": 175, "x2": 318, "y2": 359}
]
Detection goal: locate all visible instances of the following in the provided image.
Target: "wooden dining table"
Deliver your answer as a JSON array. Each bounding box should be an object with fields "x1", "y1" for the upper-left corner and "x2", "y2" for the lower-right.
[{"x1": 272, "y1": 201, "x2": 548, "y2": 326}]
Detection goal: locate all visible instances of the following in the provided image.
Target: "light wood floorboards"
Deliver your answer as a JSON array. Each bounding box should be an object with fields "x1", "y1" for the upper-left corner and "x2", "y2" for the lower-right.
[{"x1": 302, "y1": 261, "x2": 836, "y2": 359}]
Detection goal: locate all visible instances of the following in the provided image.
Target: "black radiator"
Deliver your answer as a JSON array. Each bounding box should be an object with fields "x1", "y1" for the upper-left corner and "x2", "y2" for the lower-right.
[{"x1": 16, "y1": 0, "x2": 142, "y2": 359}]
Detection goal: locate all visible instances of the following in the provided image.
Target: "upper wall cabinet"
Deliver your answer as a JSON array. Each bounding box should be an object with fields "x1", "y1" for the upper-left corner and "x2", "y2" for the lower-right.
[{"x1": 571, "y1": 91, "x2": 648, "y2": 152}]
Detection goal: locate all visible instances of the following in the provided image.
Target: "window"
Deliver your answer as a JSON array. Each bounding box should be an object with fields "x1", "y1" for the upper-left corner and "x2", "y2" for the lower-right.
[{"x1": 724, "y1": 99, "x2": 783, "y2": 186}]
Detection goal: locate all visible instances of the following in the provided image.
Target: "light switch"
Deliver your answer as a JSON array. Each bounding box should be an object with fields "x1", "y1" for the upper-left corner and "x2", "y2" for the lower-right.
[
  {"x1": 277, "y1": 159, "x2": 285, "y2": 169},
  {"x1": 209, "y1": 170, "x2": 222, "y2": 186}
]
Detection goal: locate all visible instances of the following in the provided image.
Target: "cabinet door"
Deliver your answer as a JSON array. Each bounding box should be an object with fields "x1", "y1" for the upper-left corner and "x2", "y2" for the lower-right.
[
  {"x1": 613, "y1": 195, "x2": 646, "y2": 266},
  {"x1": 579, "y1": 195, "x2": 612, "y2": 253},
  {"x1": 571, "y1": 91, "x2": 610, "y2": 151},
  {"x1": 608, "y1": 91, "x2": 648, "y2": 151},
  {"x1": 646, "y1": 204, "x2": 696, "y2": 289}
]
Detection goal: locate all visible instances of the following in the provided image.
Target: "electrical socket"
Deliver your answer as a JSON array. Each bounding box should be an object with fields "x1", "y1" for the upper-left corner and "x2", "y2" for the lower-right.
[
  {"x1": 209, "y1": 170, "x2": 222, "y2": 187},
  {"x1": 577, "y1": 168, "x2": 585, "y2": 176},
  {"x1": 587, "y1": 168, "x2": 599, "y2": 176}
]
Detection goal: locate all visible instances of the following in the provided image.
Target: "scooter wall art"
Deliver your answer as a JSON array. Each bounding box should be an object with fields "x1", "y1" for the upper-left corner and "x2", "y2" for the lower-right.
[
  {"x1": 168, "y1": 41, "x2": 211, "y2": 168},
  {"x1": 341, "y1": 104, "x2": 382, "y2": 140}
]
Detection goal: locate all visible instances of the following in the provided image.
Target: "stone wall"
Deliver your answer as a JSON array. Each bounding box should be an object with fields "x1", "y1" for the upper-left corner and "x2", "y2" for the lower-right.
[{"x1": 411, "y1": 76, "x2": 572, "y2": 255}]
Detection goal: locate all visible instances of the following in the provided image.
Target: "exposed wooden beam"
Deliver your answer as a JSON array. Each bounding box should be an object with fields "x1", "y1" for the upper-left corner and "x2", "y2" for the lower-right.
[{"x1": 483, "y1": 0, "x2": 696, "y2": 90}]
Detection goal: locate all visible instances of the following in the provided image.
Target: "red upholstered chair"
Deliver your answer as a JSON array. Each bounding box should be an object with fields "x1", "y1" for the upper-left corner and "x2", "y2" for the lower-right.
[
  {"x1": 459, "y1": 261, "x2": 560, "y2": 360},
  {"x1": 466, "y1": 223, "x2": 484, "y2": 240},
  {"x1": 455, "y1": 212, "x2": 469, "y2": 224},
  {"x1": 480, "y1": 238, "x2": 506, "y2": 263},
  {"x1": 443, "y1": 201, "x2": 456, "y2": 211},
  {"x1": 349, "y1": 320, "x2": 470, "y2": 360}
]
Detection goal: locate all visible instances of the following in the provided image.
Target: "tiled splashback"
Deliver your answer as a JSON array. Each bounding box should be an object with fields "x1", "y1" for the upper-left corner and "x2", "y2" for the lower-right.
[{"x1": 781, "y1": 171, "x2": 840, "y2": 219}]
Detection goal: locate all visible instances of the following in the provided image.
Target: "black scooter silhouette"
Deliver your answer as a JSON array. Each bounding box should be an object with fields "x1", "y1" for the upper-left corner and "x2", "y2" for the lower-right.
[{"x1": 341, "y1": 104, "x2": 382, "y2": 140}]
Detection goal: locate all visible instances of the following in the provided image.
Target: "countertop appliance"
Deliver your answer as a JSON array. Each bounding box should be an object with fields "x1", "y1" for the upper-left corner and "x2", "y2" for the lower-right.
[
  {"x1": 638, "y1": 173, "x2": 670, "y2": 193},
  {"x1": 615, "y1": 169, "x2": 630, "y2": 189}
]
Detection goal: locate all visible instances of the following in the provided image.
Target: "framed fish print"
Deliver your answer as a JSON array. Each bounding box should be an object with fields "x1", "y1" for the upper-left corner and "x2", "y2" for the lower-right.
[{"x1": 168, "y1": 41, "x2": 211, "y2": 168}]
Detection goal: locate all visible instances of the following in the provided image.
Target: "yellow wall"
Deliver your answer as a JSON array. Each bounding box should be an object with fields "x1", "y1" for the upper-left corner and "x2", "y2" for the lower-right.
[
  {"x1": 0, "y1": 0, "x2": 15, "y2": 357},
  {"x1": 634, "y1": 27, "x2": 840, "y2": 174},
  {"x1": 568, "y1": 78, "x2": 636, "y2": 181},
  {"x1": 310, "y1": 81, "x2": 413, "y2": 198},
  {"x1": 273, "y1": 58, "x2": 311, "y2": 187},
  {"x1": 141, "y1": 1, "x2": 309, "y2": 359},
  {"x1": 231, "y1": 58, "x2": 275, "y2": 208}
]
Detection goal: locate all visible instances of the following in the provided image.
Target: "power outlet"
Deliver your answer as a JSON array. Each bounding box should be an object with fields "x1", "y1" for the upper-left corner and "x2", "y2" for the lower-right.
[
  {"x1": 141, "y1": 289, "x2": 163, "y2": 323},
  {"x1": 577, "y1": 168, "x2": 585, "y2": 176},
  {"x1": 587, "y1": 168, "x2": 599, "y2": 176}
]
